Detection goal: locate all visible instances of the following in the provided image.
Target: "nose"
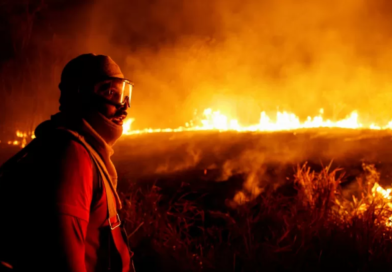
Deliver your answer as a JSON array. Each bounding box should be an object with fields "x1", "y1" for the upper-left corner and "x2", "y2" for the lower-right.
[
  {"x1": 124, "y1": 96, "x2": 131, "y2": 108},
  {"x1": 117, "y1": 99, "x2": 129, "y2": 111}
]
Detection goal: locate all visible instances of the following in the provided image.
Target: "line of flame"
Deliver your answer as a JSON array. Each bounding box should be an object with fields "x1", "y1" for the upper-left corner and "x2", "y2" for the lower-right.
[
  {"x1": 7, "y1": 108, "x2": 392, "y2": 147},
  {"x1": 122, "y1": 108, "x2": 392, "y2": 135}
]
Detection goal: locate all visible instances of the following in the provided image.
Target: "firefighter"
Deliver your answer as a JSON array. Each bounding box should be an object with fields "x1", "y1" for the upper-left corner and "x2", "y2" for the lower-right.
[{"x1": 0, "y1": 54, "x2": 134, "y2": 271}]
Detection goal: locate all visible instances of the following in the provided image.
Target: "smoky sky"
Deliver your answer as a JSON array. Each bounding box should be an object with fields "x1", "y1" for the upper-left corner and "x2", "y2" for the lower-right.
[{"x1": 2, "y1": 0, "x2": 392, "y2": 134}]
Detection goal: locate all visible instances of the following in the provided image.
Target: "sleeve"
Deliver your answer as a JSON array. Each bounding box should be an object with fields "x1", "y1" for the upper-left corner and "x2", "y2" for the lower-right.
[
  {"x1": 54, "y1": 140, "x2": 94, "y2": 222},
  {"x1": 57, "y1": 215, "x2": 89, "y2": 272},
  {"x1": 48, "y1": 139, "x2": 94, "y2": 272}
]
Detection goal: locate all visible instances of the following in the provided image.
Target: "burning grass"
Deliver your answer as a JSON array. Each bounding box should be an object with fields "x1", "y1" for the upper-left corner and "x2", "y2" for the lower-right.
[{"x1": 121, "y1": 163, "x2": 392, "y2": 272}]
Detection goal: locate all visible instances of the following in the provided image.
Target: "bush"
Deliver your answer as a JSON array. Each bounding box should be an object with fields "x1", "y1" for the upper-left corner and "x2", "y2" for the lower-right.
[{"x1": 120, "y1": 163, "x2": 392, "y2": 272}]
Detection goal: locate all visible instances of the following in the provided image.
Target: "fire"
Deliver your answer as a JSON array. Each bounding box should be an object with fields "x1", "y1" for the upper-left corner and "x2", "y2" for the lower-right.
[
  {"x1": 373, "y1": 183, "x2": 392, "y2": 200},
  {"x1": 370, "y1": 182, "x2": 392, "y2": 227},
  {"x1": 122, "y1": 108, "x2": 392, "y2": 135},
  {"x1": 9, "y1": 107, "x2": 392, "y2": 141},
  {"x1": 8, "y1": 107, "x2": 392, "y2": 145},
  {"x1": 6, "y1": 130, "x2": 36, "y2": 148}
]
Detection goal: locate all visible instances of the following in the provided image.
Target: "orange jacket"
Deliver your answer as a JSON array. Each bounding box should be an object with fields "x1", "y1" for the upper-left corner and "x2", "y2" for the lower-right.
[{"x1": 0, "y1": 130, "x2": 126, "y2": 271}]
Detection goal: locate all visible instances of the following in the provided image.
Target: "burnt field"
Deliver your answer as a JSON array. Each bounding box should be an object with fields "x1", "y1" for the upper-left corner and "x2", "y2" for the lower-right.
[{"x1": 3, "y1": 129, "x2": 392, "y2": 271}]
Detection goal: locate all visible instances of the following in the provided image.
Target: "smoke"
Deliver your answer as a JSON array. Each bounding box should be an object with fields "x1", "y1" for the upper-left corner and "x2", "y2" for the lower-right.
[
  {"x1": 85, "y1": 0, "x2": 392, "y2": 129},
  {"x1": 2, "y1": 0, "x2": 392, "y2": 132}
]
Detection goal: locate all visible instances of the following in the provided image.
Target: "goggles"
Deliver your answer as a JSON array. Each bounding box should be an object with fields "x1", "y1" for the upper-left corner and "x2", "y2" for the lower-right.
[{"x1": 93, "y1": 78, "x2": 133, "y2": 108}]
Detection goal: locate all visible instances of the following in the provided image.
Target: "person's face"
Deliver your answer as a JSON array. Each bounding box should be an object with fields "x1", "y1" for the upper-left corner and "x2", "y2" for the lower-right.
[{"x1": 89, "y1": 79, "x2": 131, "y2": 126}]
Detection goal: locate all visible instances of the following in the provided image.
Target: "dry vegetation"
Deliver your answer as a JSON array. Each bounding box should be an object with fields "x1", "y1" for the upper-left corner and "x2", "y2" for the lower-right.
[
  {"x1": 120, "y1": 162, "x2": 392, "y2": 272},
  {"x1": 3, "y1": 128, "x2": 392, "y2": 272}
]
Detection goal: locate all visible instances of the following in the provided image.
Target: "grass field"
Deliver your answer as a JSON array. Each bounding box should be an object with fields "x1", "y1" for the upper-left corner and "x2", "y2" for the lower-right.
[{"x1": 3, "y1": 129, "x2": 392, "y2": 271}]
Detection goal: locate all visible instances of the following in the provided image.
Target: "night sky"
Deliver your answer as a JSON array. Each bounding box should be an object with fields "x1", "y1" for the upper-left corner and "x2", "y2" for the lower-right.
[{"x1": 2, "y1": 0, "x2": 392, "y2": 136}]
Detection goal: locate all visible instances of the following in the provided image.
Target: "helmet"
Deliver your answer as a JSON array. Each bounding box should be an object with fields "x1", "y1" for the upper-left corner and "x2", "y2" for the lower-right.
[{"x1": 59, "y1": 53, "x2": 133, "y2": 109}]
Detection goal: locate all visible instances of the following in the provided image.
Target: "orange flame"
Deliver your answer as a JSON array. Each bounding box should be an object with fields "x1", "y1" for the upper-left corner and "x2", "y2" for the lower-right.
[
  {"x1": 6, "y1": 130, "x2": 36, "y2": 148},
  {"x1": 123, "y1": 108, "x2": 392, "y2": 135},
  {"x1": 371, "y1": 182, "x2": 392, "y2": 227},
  {"x1": 8, "y1": 107, "x2": 392, "y2": 146}
]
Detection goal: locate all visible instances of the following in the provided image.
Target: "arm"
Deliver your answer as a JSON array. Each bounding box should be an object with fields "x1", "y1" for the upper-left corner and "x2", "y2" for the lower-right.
[
  {"x1": 57, "y1": 215, "x2": 89, "y2": 272},
  {"x1": 49, "y1": 140, "x2": 94, "y2": 272}
]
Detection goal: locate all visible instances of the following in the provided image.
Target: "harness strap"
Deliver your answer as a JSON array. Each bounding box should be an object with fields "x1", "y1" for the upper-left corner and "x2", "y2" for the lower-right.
[
  {"x1": 94, "y1": 156, "x2": 132, "y2": 272},
  {"x1": 58, "y1": 129, "x2": 131, "y2": 272}
]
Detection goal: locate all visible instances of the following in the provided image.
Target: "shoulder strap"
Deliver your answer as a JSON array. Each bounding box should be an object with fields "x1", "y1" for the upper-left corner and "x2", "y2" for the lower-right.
[
  {"x1": 92, "y1": 152, "x2": 132, "y2": 272},
  {"x1": 55, "y1": 128, "x2": 131, "y2": 272},
  {"x1": 91, "y1": 155, "x2": 102, "y2": 204},
  {"x1": 56, "y1": 128, "x2": 119, "y2": 216}
]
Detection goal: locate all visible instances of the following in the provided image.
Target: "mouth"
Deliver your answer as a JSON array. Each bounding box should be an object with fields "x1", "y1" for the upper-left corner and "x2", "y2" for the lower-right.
[{"x1": 111, "y1": 115, "x2": 127, "y2": 126}]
